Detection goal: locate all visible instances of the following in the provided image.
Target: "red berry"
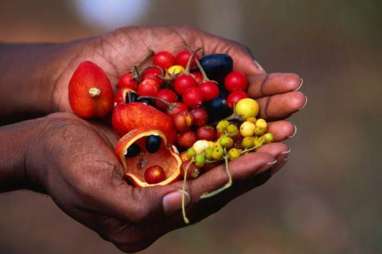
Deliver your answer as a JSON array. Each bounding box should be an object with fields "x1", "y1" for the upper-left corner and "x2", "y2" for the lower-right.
[
  {"x1": 227, "y1": 90, "x2": 248, "y2": 108},
  {"x1": 144, "y1": 165, "x2": 166, "y2": 184},
  {"x1": 157, "y1": 88, "x2": 178, "y2": 103},
  {"x1": 173, "y1": 111, "x2": 193, "y2": 132},
  {"x1": 137, "y1": 79, "x2": 159, "y2": 97},
  {"x1": 153, "y1": 51, "x2": 175, "y2": 69},
  {"x1": 197, "y1": 126, "x2": 217, "y2": 141},
  {"x1": 177, "y1": 131, "x2": 197, "y2": 149},
  {"x1": 224, "y1": 71, "x2": 248, "y2": 92},
  {"x1": 174, "y1": 74, "x2": 197, "y2": 95},
  {"x1": 117, "y1": 72, "x2": 138, "y2": 90},
  {"x1": 175, "y1": 50, "x2": 198, "y2": 68},
  {"x1": 199, "y1": 81, "x2": 220, "y2": 101},
  {"x1": 192, "y1": 72, "x2": 204, "y2": 84},
  {"x1": 167, "y1": 102, "x2": 188, "y2": 116},
  {"x1": 190, "y1": 107, "x2": 208, "y2": 127},
  {"x1": 183, "y1": 87, "x2": 203, "y2": 108},
  {"x1": 142, "y1": 66, "x2": 163, "y2": 85}
]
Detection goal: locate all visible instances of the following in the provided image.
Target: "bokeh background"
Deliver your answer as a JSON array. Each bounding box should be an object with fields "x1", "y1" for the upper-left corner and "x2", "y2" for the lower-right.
[{"x1": 1, "y1": 0, "x2": 381, "y2": 253}]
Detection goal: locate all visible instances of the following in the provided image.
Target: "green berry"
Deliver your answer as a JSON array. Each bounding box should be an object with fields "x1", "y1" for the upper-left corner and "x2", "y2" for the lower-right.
[
  {"x1": 228, "y1": 148, "x2": 241, "y2": 160},
  {"x1": 186, "y1": 147, "x2": 196, "y2": 158},
  {"x1": 211, "y1": 144, "x2": 224, "y2": 160},
  {"x1": 234, "y1": 98, "x2": 259, "y2": 119},
  {"x1": 240, "y1": 121, "x2": 256, "y2": 137},
  {"x1": 241, "y1": 136, "x2": 255, "y2": 149},
  {"x1": 263, "y1": 132, "x2": 274, "y2": 144},
  {"x1": 226, "y1": 124, "x2": 239, "y2": 137},
  {"x1": 195, "y1": 153, "x2": 206, "y2": 168},
  {"x1": 218, "y1": 135, "x2": 234, "y2": 148},
  {"x1": 216, "y1": 120, "x2": 230, "y2": 133}
]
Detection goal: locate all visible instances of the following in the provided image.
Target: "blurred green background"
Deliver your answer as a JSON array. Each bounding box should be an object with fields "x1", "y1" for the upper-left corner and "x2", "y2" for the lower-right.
[{"x1": 0, "y1": 0, "x2": 381, "y2": 253}]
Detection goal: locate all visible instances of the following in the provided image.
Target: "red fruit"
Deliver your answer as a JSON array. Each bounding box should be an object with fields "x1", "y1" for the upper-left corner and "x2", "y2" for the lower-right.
[
  {"x1": 115, "y1": 128, "x2": 181, "y2": 187},
  {"x1": 190, "y1": 107, "x2": 208, "y2": 126},
  {"x1": 142, "y1": 66, "x2": 163, "y2": 85},
  {"x1": 173, "y1": 111, "x2": 193, "y2": 132},
  {"x1": 227, "y1": 90, "x2": 248, "y2": 108},
  {"x1": 144, "y1": 165, "x2": 166, "y2": 184},
  {"x1": 199, "y1": 81, "x2": 220, "y2": 101},
  {"x1": 112, "y1": 103, "x2": 176, "y2": 143},
  {"x1": 177, "y1": 131, "x2": 197, "y2": 149},
  {"x1": 157, "y1": 89, "x2": 178, "y2": 103},
  {"x1": 137, "y1": 79, "x2": 159, "y2": 97},
  {"x1": 183, "y1": 87, "x2": 203, "y2": 108},
  {"x1": 114, "y1": 88, "x2": 137, "y2": 106},
  {"x1": 174, "y1": 74, "x2": 197, "y2": 95},
  {"x1": 68, "y1": 61, "x2": 114, "y2": 119},
  {"x1": 192, "y1": 72, "x2": 204, "y2": 84},
  {"x1": 117, "y1": 72, "x2": 138, "y2": 90},
  {"x1": 224, "y1": 71, "x2": 248, "y2": 92},
  {"x1": 153, "y1": 51, "x2": 175, "y2": 69},
  {"x1": 197, "y1": 126, "x2": 217, "y2": 141},
  {"x1": 175, "y1": 50, "x2": 198, "y2": 68},
  {"x1": 167, "y1": 102, "x2": 188, "y2": 116}
]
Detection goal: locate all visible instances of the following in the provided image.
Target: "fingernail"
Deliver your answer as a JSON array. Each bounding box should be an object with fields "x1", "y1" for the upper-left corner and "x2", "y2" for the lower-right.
[
  {"x1": 253, "y1": 59, "x2": 266, "y2": 72},
  {"x1": 302, "y1": 96, "x2": 308, "y2": 109},
  {"x1": 281, "y1": 148, "x2": 291, "y2": 155},
  {"x1": 163, "y1": 190, "x2": 190, "y2": 215},
  {"x1": 295, "y1": 78, "x2": 304, "y2": 91},
  {"x1": 289, "y1": 125, "x2": 298, "y2": 138},
  {"x1": 259, "y1": 159, "x2": 277, "y2": 173}
]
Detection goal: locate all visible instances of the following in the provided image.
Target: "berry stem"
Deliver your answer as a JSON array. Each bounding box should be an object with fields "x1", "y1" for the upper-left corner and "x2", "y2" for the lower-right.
[
  {"x1": 200, "y1": 152, "x2": 232, "y2": 199},
  {"x1": 88, "y1": 87, "x2": 101, "y2": 97},
  {"x1": 181, "y1": 159, "x2": 194, "y2": 224}
]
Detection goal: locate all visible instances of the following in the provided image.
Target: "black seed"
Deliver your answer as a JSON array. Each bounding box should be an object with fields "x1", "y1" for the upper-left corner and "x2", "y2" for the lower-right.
[
  {"x1": 146, "y1": 135, "x2": 161, "y2": 153},
  {"x1": 126, "y1": 91, "x2": 138, "y2": 103},
  {"x1": 204, "y1": 95, "x2": 232, "y2": 123},
  {"x1": 125, "y1": 143, "x2": 140, "y2": 157}
]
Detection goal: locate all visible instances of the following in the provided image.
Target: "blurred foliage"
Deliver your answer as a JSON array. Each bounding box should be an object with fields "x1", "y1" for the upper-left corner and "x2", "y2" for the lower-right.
[{"x1": 0, "y1": 0, "x2": 381, "y2": 253}]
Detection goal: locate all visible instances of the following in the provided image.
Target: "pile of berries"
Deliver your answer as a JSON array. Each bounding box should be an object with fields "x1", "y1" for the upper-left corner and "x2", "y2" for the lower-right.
[{"x1": 68, "y1": 48, "x2": 274, "y2": 223}]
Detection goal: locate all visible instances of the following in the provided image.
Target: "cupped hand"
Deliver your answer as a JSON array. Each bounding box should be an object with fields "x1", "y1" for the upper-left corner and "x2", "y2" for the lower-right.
[
  {"x1": 25, "y1": 110, "x2": 294, "y2": 252},
  {"x1": 34, "y1": 26, "x2": 307, "y2": 252}
]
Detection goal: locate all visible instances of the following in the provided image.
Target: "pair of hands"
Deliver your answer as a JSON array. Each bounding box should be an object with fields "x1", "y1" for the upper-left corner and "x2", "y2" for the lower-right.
[{"x1": 18, "y1": 26, "x2": 305, "y2": 252}]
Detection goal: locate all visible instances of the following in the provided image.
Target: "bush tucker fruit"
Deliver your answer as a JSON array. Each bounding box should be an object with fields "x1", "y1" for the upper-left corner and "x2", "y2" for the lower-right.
[{"x1": 69, "y1": 61, "x2": 114, "y2": 119}]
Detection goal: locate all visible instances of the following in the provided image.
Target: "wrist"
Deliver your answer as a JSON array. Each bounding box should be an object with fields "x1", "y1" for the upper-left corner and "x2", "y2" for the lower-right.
[
  {"x1": 0, "y1": 43, "x2": 74, "y2": 122},
  {"x1": 0, "y1": 117, "x2": 46, "y2": 192}
]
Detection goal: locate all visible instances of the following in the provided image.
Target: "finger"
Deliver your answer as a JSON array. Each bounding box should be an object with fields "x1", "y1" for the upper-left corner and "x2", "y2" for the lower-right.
[
  {"x1": 268, "y1": 120, "x2": 296, "y2": 141},
  {"x1": 257, "y1": 91, "x2": 307, "y2": 120},
  {"x1": 248, "y1": 73, "x2": 303, "y2": 98}
]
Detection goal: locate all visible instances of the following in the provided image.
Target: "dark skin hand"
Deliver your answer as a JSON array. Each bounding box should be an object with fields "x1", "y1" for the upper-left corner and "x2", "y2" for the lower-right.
[{"x1": 0, "y1": 26, "x2": 306, "y2": 252}]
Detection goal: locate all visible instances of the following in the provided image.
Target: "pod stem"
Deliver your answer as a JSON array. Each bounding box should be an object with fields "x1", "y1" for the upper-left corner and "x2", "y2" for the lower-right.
[
  {"x1": 200, "y1": 152, "x2": 232, "y2": 199},
  {"x1": 88, "y1": 87, "x2": 101, "y2": 97},
  {"x1": 194, "y1": 51, "x2": 210, "y2": 82},
  {"x1": 182, "y1": 159, "x2": 194, "y2": 224}
]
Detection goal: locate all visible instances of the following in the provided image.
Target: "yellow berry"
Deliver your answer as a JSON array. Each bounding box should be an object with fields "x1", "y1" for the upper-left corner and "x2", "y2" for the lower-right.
[
  {"x1": 217, "y1": 120, "x2": 230, "y2": 133},
  {"x1": 254, "y1": 136, "x2": 265, "y2": 148},
  {"x1": 211, "y1": 144, "x2": 224, "y2": 160},
  {"x1": 228, "y1": 148, "x2": 242, "y2": 160},
  {"x1": 240, "y1": 121, "x2": 256, "y2": 137},
  {"x1": 186, "y1": 147, "x2": 196, "y2": 158},
  {"x1": 167, "y1": 65, "x2": 184, "y2": 75},
  {"x1": 254, "y1": 118, "x2": 267, "y2": 135},
  {"x1": 263, "y1": 132, "x2": 274, "y2": 144},
  {"x1": 235, "y1": 98, "x2": 259, "y2": 119},
  {"x1": 205, "y1": 146, "x2": 214, "y2": 160},
  {"x1": 218, "y1": 135, "x2": 234, "y2": 148},
  {"x1": 226, "y1": 124, "x2": 239, "y2": 137},
  {"x1": 241, "y1": 136, "x2": 255, "y2": 149}
]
